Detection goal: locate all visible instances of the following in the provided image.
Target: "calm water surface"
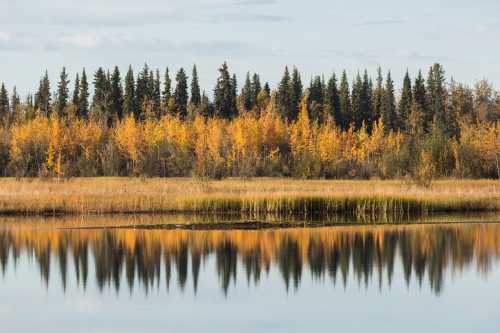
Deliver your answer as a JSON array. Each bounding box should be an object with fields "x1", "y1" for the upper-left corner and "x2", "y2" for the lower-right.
[{"x1": 0, "y1": 216, "x2": 499, "y2": 332}]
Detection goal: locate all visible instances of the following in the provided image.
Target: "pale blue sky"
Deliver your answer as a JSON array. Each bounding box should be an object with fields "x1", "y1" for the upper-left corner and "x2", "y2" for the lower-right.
[{"x1": 1, "y1": 0, "x2": 499, "y2": 95}]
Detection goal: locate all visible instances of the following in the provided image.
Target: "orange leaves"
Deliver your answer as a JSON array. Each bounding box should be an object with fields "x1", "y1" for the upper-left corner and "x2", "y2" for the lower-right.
[
  {"x1": 10, "y1": 115, "x2": 51, "y2": 161},
  {"x1": 72, "y1": 119, "x2": 104, "y2": 161},
  {"x1": 114, "y1": 115, "x2": 144, "y2": 165},
  {"x1": 316, "y1": 120, "x2": 342, "y2": 165},
  {"x1": 227, "y1": 114, "x2": 262, "y2": 176},
  {"x1": 192, "y1": 116, "x2": 227, "y2": 178},
  {"x1": 3, "y1": 110, "x2": 499, "y2": 179}
]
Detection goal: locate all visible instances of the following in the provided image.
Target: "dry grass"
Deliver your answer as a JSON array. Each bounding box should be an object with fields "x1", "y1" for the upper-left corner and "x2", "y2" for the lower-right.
[{"x1": 0, "y1": 177, "x2": 499, "y2": 217}]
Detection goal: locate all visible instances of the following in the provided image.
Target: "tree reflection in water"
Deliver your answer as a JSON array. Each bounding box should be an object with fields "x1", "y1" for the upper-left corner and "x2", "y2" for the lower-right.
[{"x1": 0, "y1": 223, "x2": 499, "y2": 296}]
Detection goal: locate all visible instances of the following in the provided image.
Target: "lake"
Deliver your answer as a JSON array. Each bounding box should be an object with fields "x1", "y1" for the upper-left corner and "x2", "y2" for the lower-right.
[{"x1": 1, "y1": 215, "x2": 499, "y2": 332}]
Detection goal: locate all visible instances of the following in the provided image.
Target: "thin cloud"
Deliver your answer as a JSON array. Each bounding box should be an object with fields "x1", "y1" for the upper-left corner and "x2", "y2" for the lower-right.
[
  {"x1": 232, "y1": 0, "x2": 278, "y2": 5},
  {"x1": 0, "y1": 31, "x2": 250, "y2": 56},
  {"x1": 353, "y1": 19, "x2": 407, "y2": 27},
  {"x1": 0, "y1": 0, "x2": 284, "y2": 27}
]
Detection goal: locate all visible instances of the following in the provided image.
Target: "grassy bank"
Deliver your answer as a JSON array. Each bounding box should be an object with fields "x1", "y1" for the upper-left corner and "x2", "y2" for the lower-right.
[{"x1": 0, "y1": 178, "x2": 499, "y2": 217}]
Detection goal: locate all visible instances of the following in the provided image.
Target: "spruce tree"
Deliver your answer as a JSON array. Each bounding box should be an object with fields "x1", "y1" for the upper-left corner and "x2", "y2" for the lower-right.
[
  {"x1": 361, "y1": 70, "x2": 373, "y2": 131},
  {"x1": 92, "y1": 67, "x2": 107, "y2": 106},
  {"x1": 308, "y1": 75, "x2": 325, "y2": 121},
  {"x1": 277, "y1": 66, "x2": 292, "y2": 120},
  {"x1": 413, "y1": 71, "x2": 426, "y2": 109},
  {"x1": 290, "y1": 67, "x2": 303, "y2": 120},
  {"x1": 199, "y1": 91, "x2": 213, "y2": 118},
  {"x1": 251, "y1": 73, "x2": 261, "y2": 107},
  {"x1": 162, "y1": 67, "x2": 172, "y2": 105},
  {"x1": 174, "y1": 68, "x2": 189, "y2": 117},
  {"x1": 213, "y1": 62, "x2": 236, "y2": 118},
  {"x1": 231, "y1": 74, "x2": 238, "y2": 112},
  {"x1": 11, "y1": 87, "x2": 20, "y2": 115},
  {"x1": 153, "y1": 69, "x2": 162, "y2": 115},
  {"x1": 381, "y1": 71, "x2": 397, "y2": 132},
  {"x1": 148, "y1": 70, "x2": 155, "y2": 100},
  {"x1": 426, "y1": 63, "x2": 447, "y2": 131},
  {"x1": 72, "y1": 73, "x2": 80, "y2": 106},
  {"x1": 190, "y1": 65, "x2": 201, "y2": 106},
  {"x1": 351, "y1": 73, "x2": 363, "y2": 130},
  {"x1": 339, "y1": 70, "x2": 351, "y2": 129},
  {"x1": 92, "y1": 67, "x2": 111, "y2": 124},
  {"x1": 263, "y1": 82, "x2": 271, "y2": 95},
  {"x1": 55, "y1": 67, "x2": 70, "y2": 117},
  {"x1": 309, "y1": 76, "x2": 324, "y2": 105},
  {"x1": 78, "y1": 69, "x2": 89, "y2": 118},
  {"x1": 123, "y1": 66, "x2": 136, "y2": 117},
  {"x1": 136, "y1": 63, "x2": 150, "y2": 119},
  {"x1": 325, "y1": 73, "x2": 341, "y2": 125},
  {"x1": 373, "y1": 67, "x2": 384, "y2": 122},
  {"x1": 0, "y1": 83, "x2": 9, "y2": 124},
  {"x1": 242, "y1": 72, "x2": 253, "y2": 111},
  {"x1": 35, "y1": 71, "x2": 51, "y2": 116},
  {"x1": 398, "y1": 71, "x2": 413, "y2": 131},
  {"x1": 110, "y1": 66, "x2": 124, "y2": 120},
  {"x1": 25, "y1": 94, "x2": 35, "y2": 121}
]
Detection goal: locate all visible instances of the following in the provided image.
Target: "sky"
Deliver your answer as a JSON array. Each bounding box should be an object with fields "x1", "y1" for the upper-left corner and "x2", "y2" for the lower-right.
[{"x1": 1, "y1": 0, "x2": 499, "y2": 96}]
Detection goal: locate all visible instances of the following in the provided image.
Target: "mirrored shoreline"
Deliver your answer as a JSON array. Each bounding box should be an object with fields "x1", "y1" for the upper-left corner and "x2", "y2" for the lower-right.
[{"x1": 1, "y1": 218, "x2": 499, "y2": 296}]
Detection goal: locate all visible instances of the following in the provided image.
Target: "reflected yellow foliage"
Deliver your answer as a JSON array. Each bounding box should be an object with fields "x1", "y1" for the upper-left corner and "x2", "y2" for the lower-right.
[{"x1": 1, "y1": 218, "x2": 500, "y2": 294}]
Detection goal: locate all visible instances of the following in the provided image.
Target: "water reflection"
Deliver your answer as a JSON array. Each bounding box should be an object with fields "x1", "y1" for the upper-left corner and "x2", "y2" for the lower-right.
[{"x1": 1, "y1": 222, "x2": 499, "y2": 296}]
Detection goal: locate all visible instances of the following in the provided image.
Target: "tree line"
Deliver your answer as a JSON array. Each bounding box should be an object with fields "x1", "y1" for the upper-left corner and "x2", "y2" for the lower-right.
[{"x1": 0, "y1": 62, "x2": 498, "y2": 181}]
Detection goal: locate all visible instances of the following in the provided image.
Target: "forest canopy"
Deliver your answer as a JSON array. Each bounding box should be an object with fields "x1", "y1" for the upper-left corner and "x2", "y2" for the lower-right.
[{"x1": 0, "y1": 62, "x2": 498, "y2": 181}]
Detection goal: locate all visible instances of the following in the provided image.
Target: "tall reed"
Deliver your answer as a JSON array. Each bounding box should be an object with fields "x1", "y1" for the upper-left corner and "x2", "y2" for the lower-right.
[{"x1": 0, "y1": 178, "x2": 498, "y2": 217}]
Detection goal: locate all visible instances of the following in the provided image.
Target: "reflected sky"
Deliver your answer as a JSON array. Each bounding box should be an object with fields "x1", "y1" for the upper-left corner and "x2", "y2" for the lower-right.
[{"x1": 1, "y1": 221, "x2": 500, "y2": 332}]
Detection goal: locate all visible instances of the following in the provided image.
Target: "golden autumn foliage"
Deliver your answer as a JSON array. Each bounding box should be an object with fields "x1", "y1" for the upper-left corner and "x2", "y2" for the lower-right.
[{"x1": 0, "y1": 110, "x2": 498, "y2": 180}]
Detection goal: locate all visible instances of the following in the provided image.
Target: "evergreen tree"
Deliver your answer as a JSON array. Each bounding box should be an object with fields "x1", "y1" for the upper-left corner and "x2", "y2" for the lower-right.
[
  {"x1": 325, "y1": 73, "x2": 341, "y2": 125},
  {"x1": 92, "y1": 67, "x2": 107, "y2": 106},
  {"x1": 339, "y1": 70, "x2": 351, "y2": 129},
  {"x1": 92, "y1": 67, "x2": 111, "y2": 124},
  {"x1": 123, "y1": 66, "x2": 136, "y2": 117},
  {"x1": 174, "y1": 67, "x2": 189, "y2": 117},
  {"x1": 190, "y1": 65, "x2": 201, "y2": 106},
  {"x1": 24, "y1": 93, "x2": 35, "y2": 121},
  {"x1": 35, "y1": 71, "x2": 51, "y2": 116},
  {"x1": 263, "y1": 82, "x2": 271, "y2": 95},
  {"x1": 413, "y1": 71, "x2": 426, "y2": 121},
  {"x1": 11, "y1": 86, "x2": 20, "y2": 115},
  {"x1": 351, "y1": 73, "x2": 363, "y2": 130},
  {"x1": 153, "y1": 69, "x2": 162, "y2": 115},
  {"x1": 381, "y1": 71, "x2": 397, "y2": 132},
  {"x1": 110, "y1": 66, "x2": 124, "y2": 120},
  {"x1": 56, "y1": 67, "x2": 70, "y2": 117},
  {"x1": 398, "y1": 71, "x2": 413, "y2": 131},
  {"x1": 309, "y1": 76, "x2": 324, "y2": 105},
  {"x1": 308, "y1": 75, "x2": 324, "y2": 121},
  {"x1": 162, "y1": 67, "x2": 172, "y2": 105},
  {"x1": 198, "y1": 91, "x2": 213, "y2": 117},
  {"x1": 251, "y1": 73, "x2": 261, "y2": 107},
  {"x1": 78, "y1": 69, "x2": 89, "y2": 118},
  {"x1": 242, "y1": 72, "x2": 253, "y2": 111},
  {"x1": 361, "y1": 70, "x2": 373, "y2": 131},
  {"x1": 0, "y1": 83, "x2": 9, "y2": 123},
  {"x1": 373, "y1": 67, "x2": 384, "y2": 122},
  {"x1": 136, "y1": 63, "x2": 151, "y2": 119},
  {"x1": 277, "y1": 66, "x2": 293, "y2": 120},
  {"x1": 72, "y1": 73, "x2": 80, "y2": 106},
  {"x1": 213, "y1": 62, "x2": 237, "y2": 118},
  {"x1": 426, "y1": 63, "x2": 447, "y2": 130},
  {"x1": 290, "y1": 67, "x2": 303, "y2": 120},
  {"x1": 231, "y1": 74, "x2": 238, "y2": 113}
]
